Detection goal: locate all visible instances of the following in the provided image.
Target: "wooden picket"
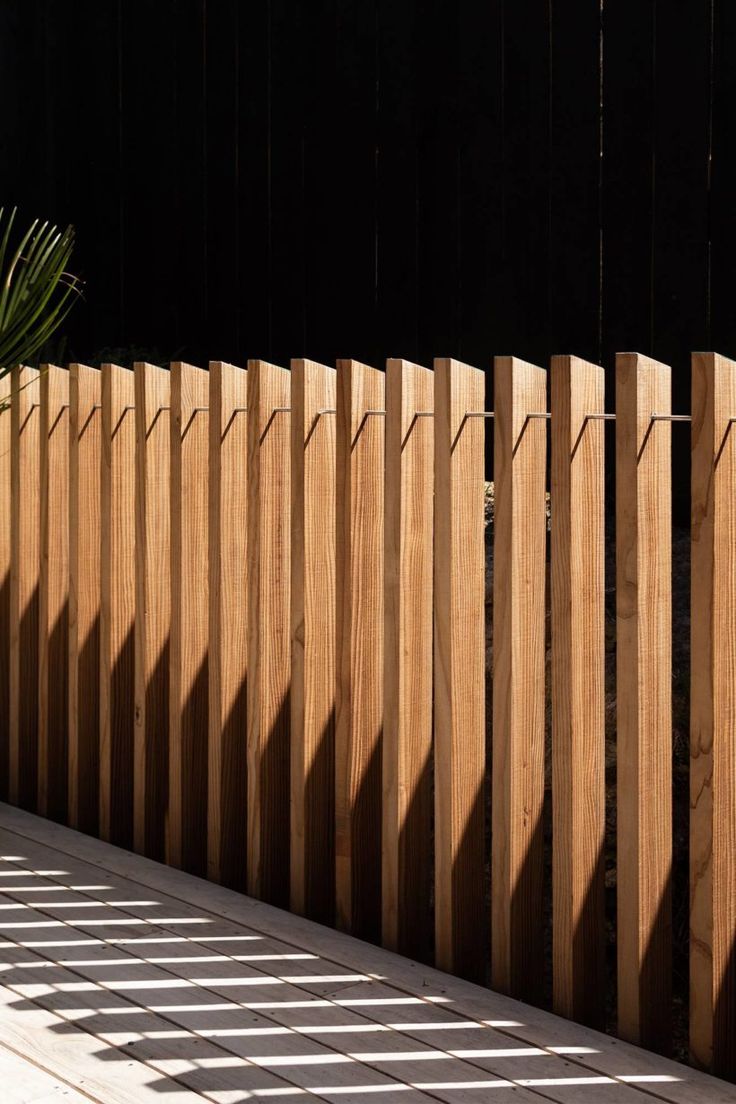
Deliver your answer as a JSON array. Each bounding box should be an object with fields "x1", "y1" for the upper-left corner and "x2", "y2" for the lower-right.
[
  {"x1": 335, "y1": 359, "x2": 385, "y2": 943},
  {"x1": 433, "y1": 357, "x2": 486, "y2": 980},
  {"x1": 69, "y1": 363, "x2": 102, "y2": 834},
  {"x1": 290, "y1": 358, "x2": 336, "y2": 923},
  {"x1": 616, "y1": 352, "x2": 673, "y2": 1053},
  {"x1": 208, "y1": 360, "x2": 248, "y2": 889},
  {"x1": 39, "y1": 363, "x2": 69, "y2": 822},
  {"x1": 169, "y1": 360, "x2": 210, "y2": 875},
  {"x1": 133, "y1": 361, "x2": 170, "y2": 860},
  {"x1": 690, "y1": 352, "x2": 736, "y2": 1078},
  {"x1": 550, "y1": 355, "x2": 606, "y2": 1028},
  {"x1": 492, "y1": 356, "x2": 548, "y2": 1002},
  {"x1": 9, "y1": 364, "x2": 40, "y2": 809},
  {"x1": 383, "y1": 358, "x2": 434, "y2": 960},
  {"x1": 247, "y1": 359, "x2": 291, "y2": 907},
  {"x1": 100, "y1": 362, "x2": 136, "y2": 846},
  {"x1": 3, "y1": 349, "x2": 736, "y2": 1080},
  {"x1": 0, "y1": 373, "x2": 10, "y2": 801}
]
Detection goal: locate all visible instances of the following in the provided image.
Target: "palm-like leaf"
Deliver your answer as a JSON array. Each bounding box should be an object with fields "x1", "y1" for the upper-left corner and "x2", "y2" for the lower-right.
[{"x1": 0, "y1": 207, "x2": 82, "y2": 375}]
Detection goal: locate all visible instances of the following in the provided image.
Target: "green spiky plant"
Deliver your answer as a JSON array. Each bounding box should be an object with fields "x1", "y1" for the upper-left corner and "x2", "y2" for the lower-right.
[{"x1": 0, "y1": 207, "x2": 82, "y2": 377}]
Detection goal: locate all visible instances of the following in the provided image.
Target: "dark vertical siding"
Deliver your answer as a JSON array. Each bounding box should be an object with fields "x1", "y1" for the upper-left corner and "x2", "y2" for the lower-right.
[{"x1": 0, "y1": 0, "x2": 729, "y2": 408}]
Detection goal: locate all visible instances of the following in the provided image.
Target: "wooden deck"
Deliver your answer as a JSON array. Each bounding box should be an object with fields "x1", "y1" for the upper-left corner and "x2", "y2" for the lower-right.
[{"x1": 0, "y1": 804, "x2": 734, "y2": 1104}]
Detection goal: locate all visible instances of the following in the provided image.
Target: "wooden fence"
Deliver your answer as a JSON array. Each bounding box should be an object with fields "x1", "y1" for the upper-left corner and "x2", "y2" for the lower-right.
[{"x1": 1, "y1": 353, "x2": 735, "y2": 1079}]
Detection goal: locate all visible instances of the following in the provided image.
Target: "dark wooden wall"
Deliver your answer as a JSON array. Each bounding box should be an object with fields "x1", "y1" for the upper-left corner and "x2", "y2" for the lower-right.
[{"x1": 0, "y1": 1, "x2": 732, "y2": 419}]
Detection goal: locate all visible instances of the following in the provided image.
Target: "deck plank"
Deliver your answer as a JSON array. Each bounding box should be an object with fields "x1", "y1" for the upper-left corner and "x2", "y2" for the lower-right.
[{"x1": 1, "y1": 804, "x2": 735, "y2": 1104}]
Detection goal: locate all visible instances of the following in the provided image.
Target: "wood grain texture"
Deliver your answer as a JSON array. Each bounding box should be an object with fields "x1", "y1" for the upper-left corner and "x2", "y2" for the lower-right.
[
  {"x1": 690, "y1": 351, "x2": 736, "y2": 1078},
  {"x1": 616, "y1": 352, "x2": 672, "y2": 1053},
  {"x1": 68, "y1": 364, "x2": 102, "y2": 835},
  {"x1": 0, "y1": 375, "x2": 10, "y2": 801},
  {"x1": 492, "y1": 356, "x2": 547, "y2": 1002},
  {"x1": 433, "y1": 358, "x2": 485, "y2": 981},
  {"x1": 335, "y1": 359, "x2": 385, "y2": 942},
  {"x1": 247, "y1": 359, "x2": 291, "y2": 906},
  {"x1": 169, "y1": 361, "x2": 209, "y2": 876},
  {"x1": 38, "y1": 363, "x2": 69, "y2": 823},
  {"x1": 100, "y1": 363, "x2": 136, "y2": 847},
  {"x1": 550, "y1": 355, "x2": 605, "y2": 1027},
  {"x1": 208, "y1": 360, "x2": 248, "y2": 890},
  {"x1": 383, "y1": 358, "x2": 433, "y2": 960},
  {"x1": 133, "y1": 362, "x2": 170, "y2": 861},
  {"x1": 9, "y1": 365, "x2": 40, "y2": 809},
  {"x1": 290, "y1": 358, "x2": 336, "y2": 923}
]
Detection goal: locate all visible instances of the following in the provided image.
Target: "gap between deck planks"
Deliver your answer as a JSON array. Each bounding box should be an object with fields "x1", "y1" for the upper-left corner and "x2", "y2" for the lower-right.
[{"x1": 0, "y1": 807, "x2": 734, "y2": 1103}]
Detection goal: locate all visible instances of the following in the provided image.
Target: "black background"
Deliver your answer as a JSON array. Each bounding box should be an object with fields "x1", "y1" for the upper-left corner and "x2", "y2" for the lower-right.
[{"x1": 0, "y1": 1, "x2": 731, "y2": 424}]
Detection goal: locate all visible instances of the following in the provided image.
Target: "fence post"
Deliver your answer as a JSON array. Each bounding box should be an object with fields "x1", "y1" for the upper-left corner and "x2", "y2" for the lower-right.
[
  {"x1": 383, "y1": 358, "x2": 434, "y2": 960},
  {"x1": 208, "y1": 361, "x2": 248, "y2": 889},
  {"x1": 169, "y1": 361, "x2": 210, "y2": 875},
  {"x1": 9, "y1": 365, "x2": 40, "y2": 809},
  {"x1": 551, "y1": 355, "x2": 606, "y2": 1027},
  {"x1": 690, "y1": 351, "x2": 736, "y2": 1078},
  {"x1": 616, "y1": 351, "x2": 672, "y2": 1053},
  {"x1": 335, "y1": 359, "x2": 384, "y2": 941},
  {"x1": 100, "y1": 363, "x2": 136, "y2": 847},
  {"x1": 0, "y1": 372, "x2": 10, "y2": 798},
  {"x1": 290, "y1": 359, "x2": 336, "y2": 924},
  {"x1": 134, "y1": 362, "x2": 170, "y2": 860},
  {"x1": 492, "y1": 355, "x2": 547, "y2": 1002},
  {"x1": 434, "y1": 357, "x2": 486, "y2": 980},
  {"x1": 68, "y1": 364, "x2": 102, "y2": 834},
  {"x1": 247, "y1": 359, "x2": 291, "y2": 906},
  {"x1": 39, "y1": 363, "x2": 69, "y2": 822}
]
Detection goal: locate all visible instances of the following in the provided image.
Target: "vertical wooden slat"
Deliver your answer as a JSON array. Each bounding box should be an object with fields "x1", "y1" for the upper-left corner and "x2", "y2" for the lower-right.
[
  {"x1": 0, "y1": 373, "x2": 11, "y2": 799},
  {"x1": 134, "y1": 362, "x2": 170, "y2": 861},
  {"x1": 551, "y1": 355, "x2": 606, "y2": 1027},
  {"x1": 208, "y1": 361, "x2": 248, "y2": 890},
  {"x1": 383, "y1": 358, "x2": 434, "y2": 960},
  {"x1": 68, "y1": 364, "x2": 102, "y2": 834},
  {"x1": 9, "y1": 365, "x2": 40, "y2": 809},
  {"x1": 39, "y1": 364, "x2": 69, "y2": 822},
  {"x1": 492, "y1": 356, "x2": 547, "y2": 1002},
  {"x1": 291, "y1": 359, "x2": 336, "y2": 923},
  {"x1": 434, "y1": 357, "x2": 486, "y2": 981},
  {"x1": 169, "y1": 361, "x2": 210, "y2": 875},
  {"x1": 100, "y1": 363, "x2": 136, "y2": 847},
  {"x1": 616, "y1": 351, "x2": 672, "y2": 1053},
  {"x1": 690, "y1": 351, "x2": 736, "y2": 1078},
  {"x1": 247, "y1": 359, "x2": 291, "y2": 906},
  {"x1": 335, "y1": 359, "x2": 384, "y2": 941}
]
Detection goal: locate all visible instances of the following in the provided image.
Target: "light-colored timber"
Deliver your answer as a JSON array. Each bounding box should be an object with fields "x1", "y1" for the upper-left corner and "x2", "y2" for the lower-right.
[
  {"x1": 100, "y1": 363, "x2": 136, "y2": 847},
  {"x1": 550, "y1": 355, "x2": 606, "y2": 1028},
  {"x1": 38, "y1": 363, "x2": 69, "y2": 823},
  {"x1": 492, "y1": 356, "x2": 547, "y2": 1003},
  {"x1": 169, "y1": 361, "x2": 210, "y2": 876},
  {"x1": 290, "y1": 358, "x2": 336, "y2": 924},
  {"x1": 615, "y1": 352, "x2": 672, "y2": 1054},
  {"x1": 208, "y1": 361, "x2": 248, "y2": 890},
  {"x1": 335, "y1": 359, "x2": 385, "y2": 943},
  {"x1": 690, "y1": 352, "x2": 736, "y2": 1079}
]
